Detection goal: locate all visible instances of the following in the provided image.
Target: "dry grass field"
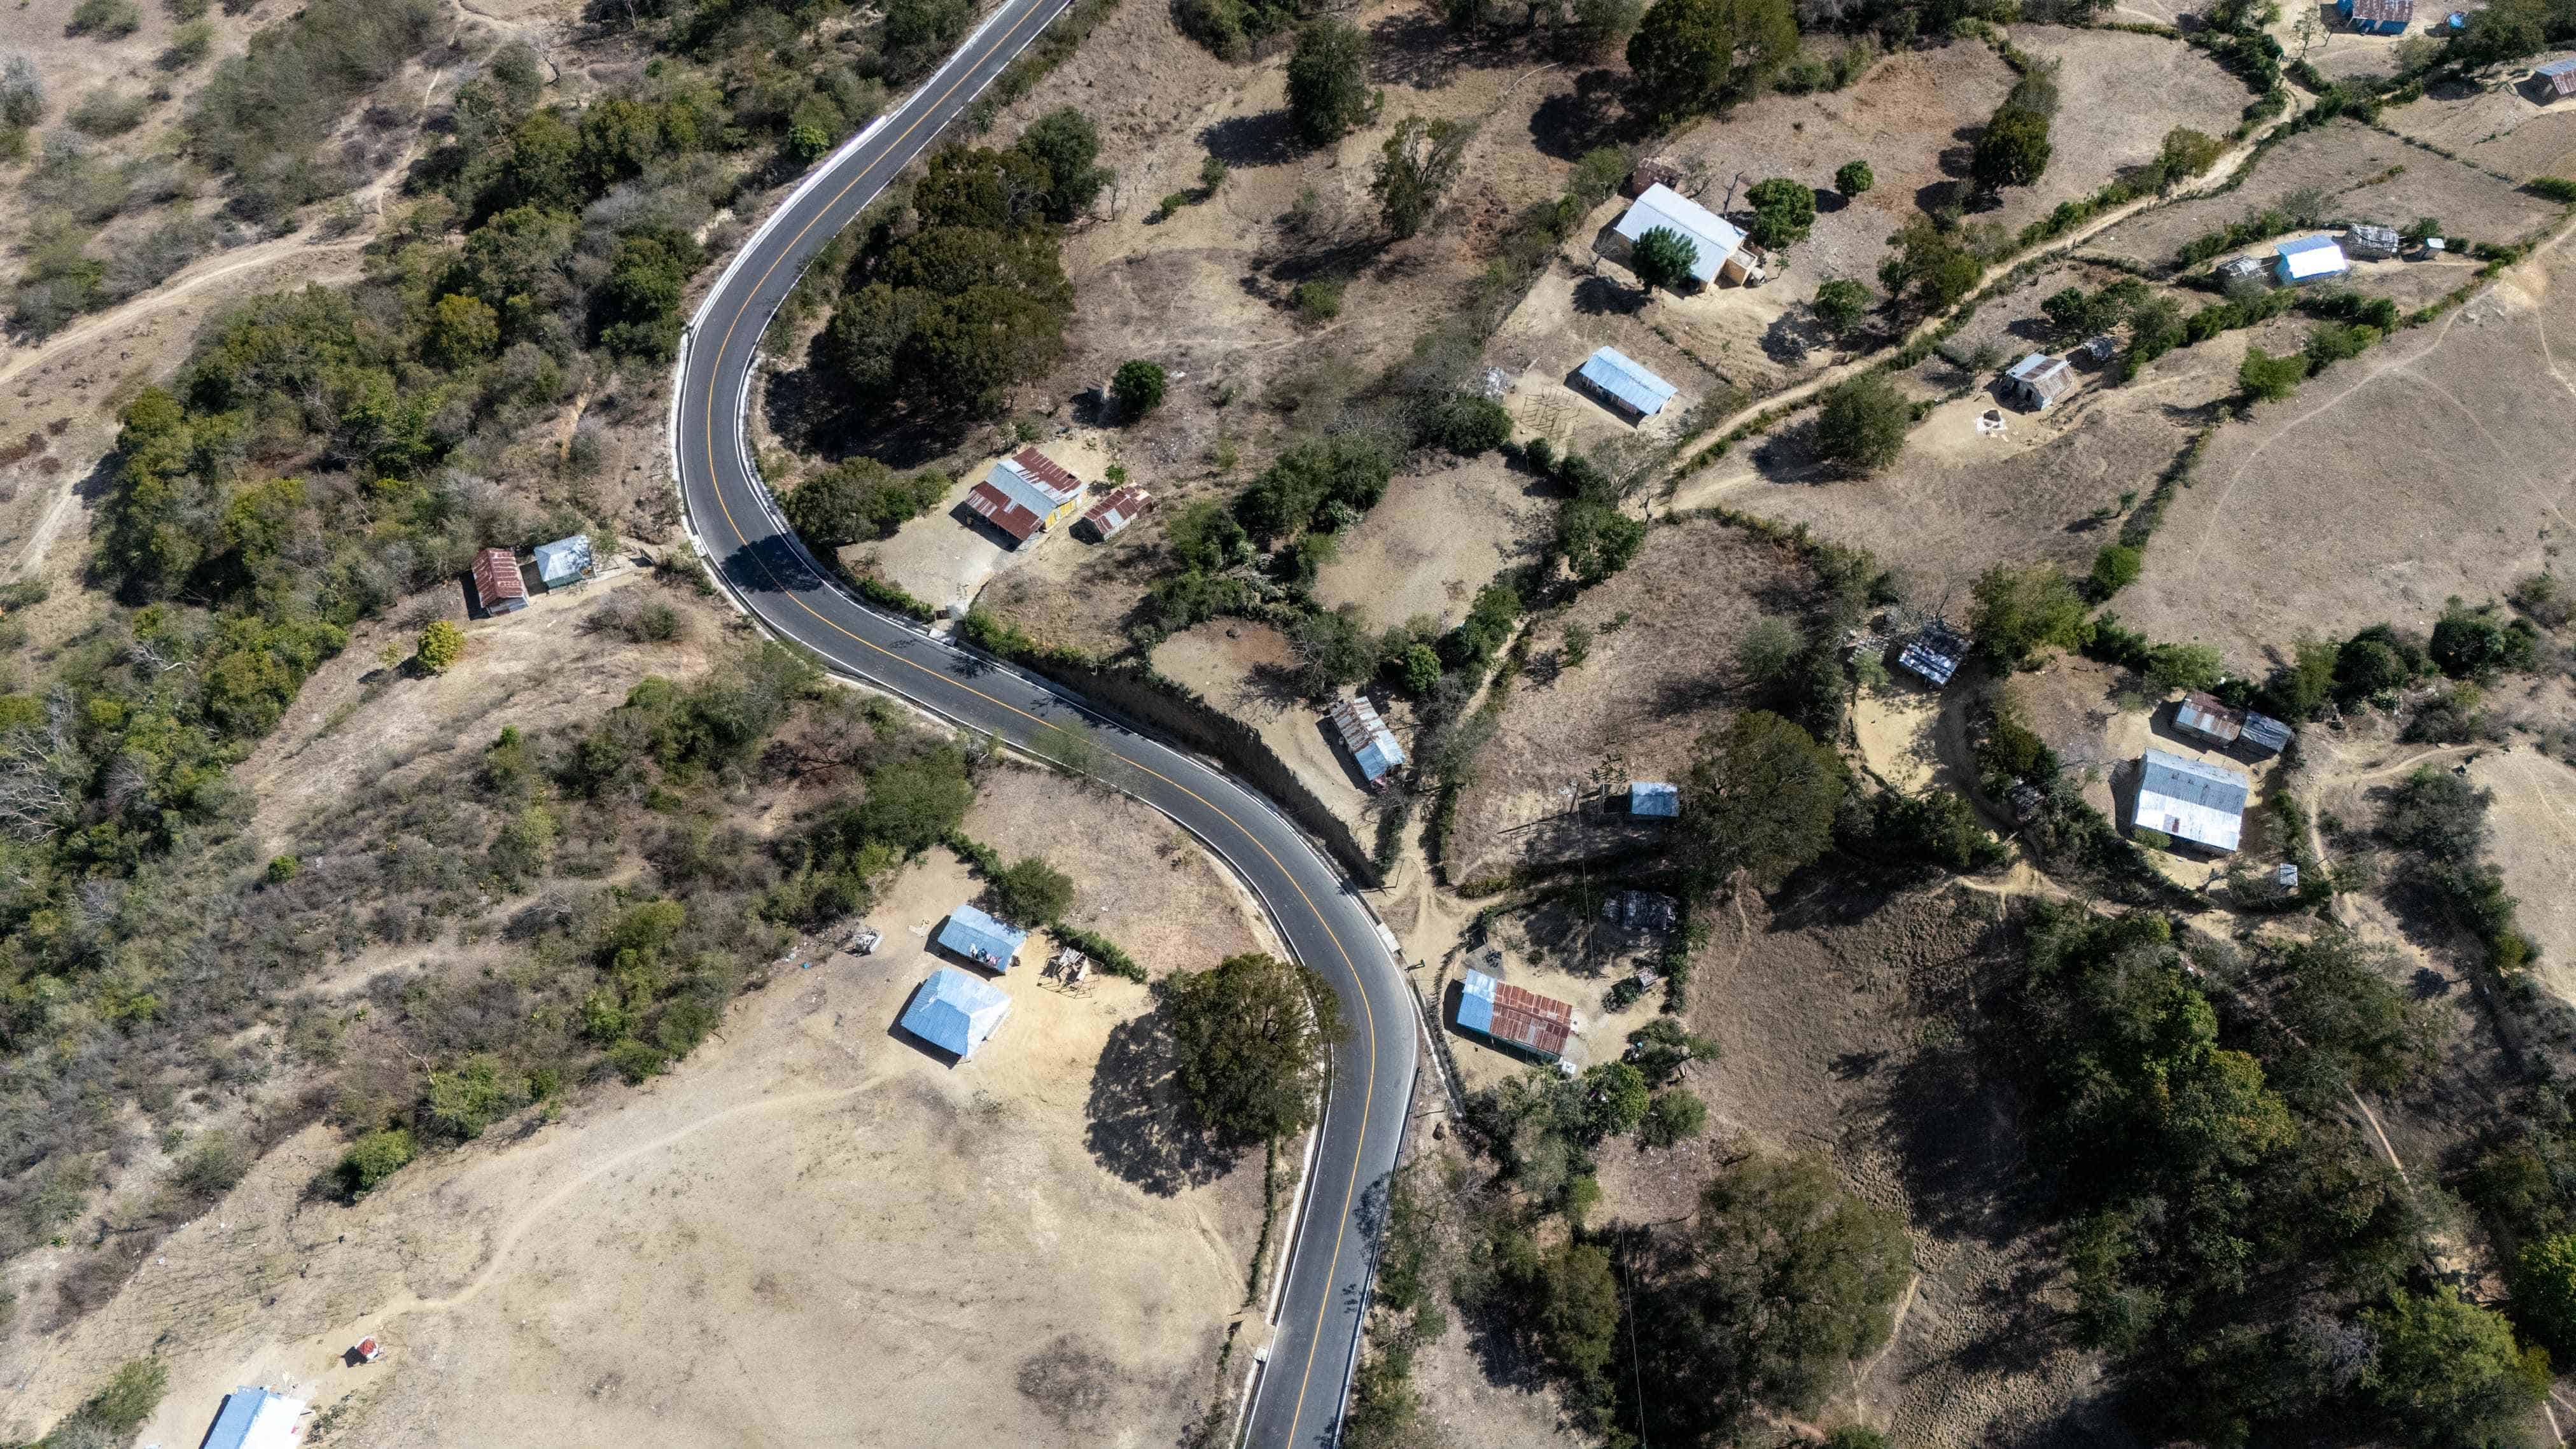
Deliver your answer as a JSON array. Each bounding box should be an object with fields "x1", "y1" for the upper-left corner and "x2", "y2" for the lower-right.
[
  {"x1": 2381, "y1": 66, "x2": 2576, "y2": 184},
  {"x1": 6, "y1": 782, "x2": 1275, "y2": 1448},
  {"x1": 1151, "y1": 620, "x2": 1390, "y2": 836},
  {"x1": 1445, "y1": 519, "x2": 1813, "y2": 885},
  {"x1": 1983, "y1": 27, "x2": 2258, "y2": 234},
  {"x1": 2118, "y1": 234, "x2": 2576, "y2": 666},
  {"x1": 1313, "y1": 452, "x2": 1554, "y2": 633}
]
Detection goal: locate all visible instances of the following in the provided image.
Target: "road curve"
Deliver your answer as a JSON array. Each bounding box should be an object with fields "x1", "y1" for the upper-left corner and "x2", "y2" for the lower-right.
[{"x1": 666, "y1": 6, "x2": 1418, "y2": 1445}]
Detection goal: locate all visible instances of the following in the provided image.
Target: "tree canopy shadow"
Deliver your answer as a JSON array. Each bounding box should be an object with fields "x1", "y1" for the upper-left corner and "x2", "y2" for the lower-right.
[
  {"x1": 1084, "y1": 1009, "x2": 1233, "y2": 1196},
  {"x1": 1571, "y1": 274, "x2": 1646, "y2": 316},
  {"x1": 1529, "y1": 69, "x2": 1635, "y2": 160},
  {"x1": 1198, "y1": 110, "x2": 1301, "y2": 169}
]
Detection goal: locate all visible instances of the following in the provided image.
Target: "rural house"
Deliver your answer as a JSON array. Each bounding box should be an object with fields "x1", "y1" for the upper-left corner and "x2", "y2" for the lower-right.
[
  {"x1": 1077, "y1": 486, "x2": 1149, "y2": 542},
  {"x1": 1455, "y1": 969, "x2": 1576, "y2": 1063},
  {"x1": 2346, "y1": 222, "x2": 2401, "y2": 259},
  {"x1": 1575, "y1": 346, "x2": 1678, "y2": 421},
  {"x1": 2339, "y1": 0, "x2": 2412, "y2": 32},
  {"x1": 934, "y1": 902, "x2": 1028, "y2": 971},
  {"x1": 2240, "y1": 710, "x2": 2294, "y2": 755},
  {"x1": 1898, "y1": 621, "x2": 1971, "y2": 686},
  {"x1": 2276, "y1": 235, "x2": 2351, "y2": 284},
  {"x1": 535, "y1": 535, "x2": 593, "y2": 590},
  {"x1": 2174, "y1": 690, "x2": 2244, "y2": 746},
  {"x1": 963, "y1": 447, "x2": 1086, "y2": 546},
  {"x1": 1625, "y1": 780, "x2": 1679, "y2": 817},
  {"x1": 1602, "y1": 183, "x2": 1760, "y2": 288},
  {"x1": 2133, "y1": 748, "x2": 2251, "y2": 853},
  {"x1": 1326, "y1": 694, "x2": 1406, "y2": 790},
  {"x1": 2001, "y1": 353, "x2": 2076, "y2": 411},
  {"x1": 2538, "y1": 57, "x2": 2576, "y2": 99},
  {"x1": 472, "y1": 547, "x2": 528, "y2": 615},
  {"x1": 200, "y1": 1385, "x2": 309, "y2": 1449},
  {"x1": 899, "y1": 965, "x2": 1012, "y2": 1060}
]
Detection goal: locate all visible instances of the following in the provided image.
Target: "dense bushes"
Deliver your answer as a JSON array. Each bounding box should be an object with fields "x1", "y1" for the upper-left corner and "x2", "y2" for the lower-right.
[
  {"x1": 784, "y1": 458, "x2": 951, "y2": 549},
  {"x1": 184, "y1": 0, "x2": 442, "y2": 194}
]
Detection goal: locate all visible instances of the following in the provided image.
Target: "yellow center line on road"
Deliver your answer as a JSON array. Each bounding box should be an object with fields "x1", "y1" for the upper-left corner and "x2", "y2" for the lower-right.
[{"x1": 687, "y1": 11, "x2": 1382, "y2": 1438}]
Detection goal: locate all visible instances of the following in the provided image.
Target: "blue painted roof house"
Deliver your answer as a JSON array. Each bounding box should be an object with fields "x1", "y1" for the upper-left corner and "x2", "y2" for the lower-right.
[
  {"x1": 899, "y1": 965, "x2": 1012, "y2": 1060},
  {"x1": 1576, "y1": 347, "x2": 1678, "y2": 419},
  {"x1": 934, "y1": 902, "x2": 1028, "y2": 970},
  {"x1": 200, "y1": 1385, "x2": 307, "y2": 1449},
  {"x1": 1627, "y1": 781, "x2": 1679, "y2": 817},
  {"x1": 2276, "y1": 235, "x2": 2351, "y2": 284},
  {"x1": 2339, "y1": 0, "x2": 2412, "y2": 32},
  {"x1": 534, "y1": 534, "x2": 594, "y2": 589}
]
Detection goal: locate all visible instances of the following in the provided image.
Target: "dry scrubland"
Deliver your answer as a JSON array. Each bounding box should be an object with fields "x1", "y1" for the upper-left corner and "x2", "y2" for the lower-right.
[
  {"x1": 2382, "y1": 69, "x2": 2576, "y2": 185},
  {"x1": 2120, "y1": 238, "x2": 2576, "y2": 666}
]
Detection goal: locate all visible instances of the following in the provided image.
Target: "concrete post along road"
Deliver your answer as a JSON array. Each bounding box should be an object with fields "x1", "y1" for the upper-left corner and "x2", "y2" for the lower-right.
[{"x1": 664, "y1": 5, "x2": 1420, "y2": 1444}]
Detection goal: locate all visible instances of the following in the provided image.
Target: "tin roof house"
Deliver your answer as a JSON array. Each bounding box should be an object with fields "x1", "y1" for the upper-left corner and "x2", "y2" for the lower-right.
[
  {"x1": 1327, "y1": 695, "x2": 1406, "y2": 790},
  {"x1": 2277, "y1": 235, "x2": 2351, "y2": 284},
  {"x1": 2134, "y1": 748, "x2": 2251, "y2": 853},
  {"x1": 1077, "y1": 486, "x2": 1149, "y2": 542},
  {"x1": 899, "y1": 965, "x2": 1012, "y2": 1060},
  {"x1": 2174, "y1": 690, "x2": 2245, "y2": 746},
  {"x1": 934, "y1": 902, "x2": 1028, "y2": 971},
  {"x1": 1626, "y1": 781, "x2": 1679, "y2": 818},
  {"x1": 1455, "y1": 969, "x2": 1577, "y2": 1063},
  {"x1": 2537, "y1": 57, "x2": 2576, "y2": 99},
  {"x1": 2339, "y1": 0, "x2": 2412, "y2": 32},
  {"x1": 535, "y1": 535, "x2": 593, "y2": 590},
  {"x1": 200, "y1": 1385, "x2": 309, "y2": 1449},
  {"x1": 1898, "y1": 621, "x2": 1971, "y2": 687},
  {"x1": 2239, "y1": 710, "x2": 2295, "y2": 755},
  {"x1": 472, "y1": 547, "x2": 528, "y2": 615},
  {"x1": 2002, "y1": 353, "x2": 2077, "y2": 411},
  {"x1": 1576, "y1": 346, "x2": 1678, "y2": 421},
  {"x1": 2346, "y1": 222, "x2": 2402, "y2": 259},
  {"x1": 1604, "y1": 183, "x2": 1761, "y2": 287},
  {"x1": 963, "y1": 447, "x2": 1086, "y2": 546}
]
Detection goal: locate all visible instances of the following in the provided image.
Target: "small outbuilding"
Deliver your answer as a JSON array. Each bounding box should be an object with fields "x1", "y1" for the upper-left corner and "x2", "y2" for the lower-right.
[
  {"x1": 1604, "y1": 183, "x2": 1756, "y2": 288},
  {"x1": 934, "y1": 902, "x2": 1029, "y2": 972},
  {"x1": 1456, "y1": 969, "x2": 1576, "y2": 1063},
  {"x1": 1077, "y1": 486, "x2": 1149, "y2": 542},
  {"x1": 2001, "y1": 353, "x2": 2076, "y2": 411},
  {"x1": 963, "y1": 447, "x2": 1086, "y2": 546},
  {"x1": 2216, "y1": 254, "x2": 2271, "y2": 288},
  {"x1": 1898, "y1": 621, "x2": 1971, "y2": 687},
  {"x1": 2339, "y1": 0, "x2": 2412, "y2": 32},
  {"x1": 1621, "y1": 159, "x2": 1683, "y2": 199},
  {"x1": 2240, "y1": 710, "x2": 2295, "y2": 755},
  {"x1": 1326, "y1": 694, "x2": 1407, "y2": 790},
  {"x1": 2174, "y1": 690, "x2": 2245, "y2": 746},
  {"x1": 535, "y1": 535, "x2": 594, "y2": 590},
  {"x1": 1626, "y1": 781, "x2": 1679, "y2": 818},
  {"x1": 200, "y1": 1386, "x2": 309, "y2": 1449},
  {"x1": 2538, "y1": 57, "x2": 2576, "y2": 99},
  {"x1": 899, "y1": 965, "x2": 1012, "y2": 1060},
  {"x1": 2346, "y1": 222, "x2": 2402, "y2": 259},
  {"x1": 472, "y1": 547, "x2": 528, "y2": 615},
  {"x1": 2134, "y1": 748, "x2": 2251, "y2": 853},
  {"x1": 1575, "y1": 346, "x2": 1678, "y2": 421},
  {"x1": 1602, "y1": 889, "x2": 1680, "y2": 935},
  {"x1": 2276, "y1": 235, "x2": 2351, "y2": 284}
]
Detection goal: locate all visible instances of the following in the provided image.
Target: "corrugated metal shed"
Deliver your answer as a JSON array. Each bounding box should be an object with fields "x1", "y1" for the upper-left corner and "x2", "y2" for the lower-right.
[
  {"x1": 1457, "y1": 969, "x2": 1575, "y2": 1060},
  {"x1": 2277, "y1": 235, "x2": 2350, "y2": 283},
  {"x1": 201, "y1": 1387, "x2": 308, "y2": 1449},
  {"x1": 2541, "y1": 57, "x2": 2576, "y2": 95},
  {"x1": 1628, "y1": 781, "x2": 1679, "y2": 817},
  {"x1": 472, "y1": 547, "x2": 528, "y2": 614},
  {"x1": 1898, "y1": 622, "x2": 1970, "y2": 686},
  {"x1": 935, "y1": 903, "x2": 1029, "y2": 970},
  {"x1": 1611, "y1": 183, "x2": 1747, "y2": 284},
  {"x1": 2134, "y1": 748, "x2": 2250, "y2": 853},
  {"x1": 2348, "y1": 0, "x2": 2412, "y2": 25},
  {"x1": 2176, "y1": 691, "x2": 2244, "y2": 745},
  {"x1": 1603, "y1": 890, "x2": 1679, "y2": 935},
  {"x1": 1576, "y1": 347, "x2": 1678, "y2": 418},
  {"x1": 1326, "y1": 696, "x2": 1406, "y2": 787},
  {"x1": 2241, "y1": 711, "x2": 2294, "y2": 754},
  {"x1": 2346, "y1": 222, "x2": 2401, "y2": 258},
  {"x1": 534, "y1": 535, "x2": 593, "y2": 589},
  {"x1": 899, "y1": 965, "x2": 1011, "y2": 1059},
  {"x1": 964, "y1": 481, "x2": 1045, "y2": 542},
  {"x1": 2003, "y1": 353, "x2": 2076, "y2": 409},
  {"x1": 1080, "y1": 486, "x2": 1150, "y2": 540}
]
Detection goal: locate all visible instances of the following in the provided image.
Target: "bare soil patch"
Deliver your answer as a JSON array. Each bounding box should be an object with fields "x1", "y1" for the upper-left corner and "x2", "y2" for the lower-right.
[
  {"x1": 2119, "y1": 237, "x2": 2576, "y2": 668},
  {"x1": 1312, "y1": 452, "x2": 1553, "y2": 633}
]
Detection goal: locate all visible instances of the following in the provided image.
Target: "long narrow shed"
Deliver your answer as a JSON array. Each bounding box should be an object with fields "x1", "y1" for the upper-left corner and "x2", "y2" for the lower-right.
[
  {"x1": 472, "y1": 547, "x2": 528, "y2": 615},
  {"x1": 1608, "y1": 183, "x2": 1751, "y2": 287},
  {"x1": 1327, "y1": 695, "x2": 1406, "y2": 790},
  {"x1": 2277, "y1": 235, "x2": 2351, "y2": 283},
  {"x1": 1576, "y1": 347, "x2": 1677, "y2": 419}
]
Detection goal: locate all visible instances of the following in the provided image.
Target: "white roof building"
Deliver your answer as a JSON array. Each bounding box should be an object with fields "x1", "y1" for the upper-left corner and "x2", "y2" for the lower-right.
[
  {"x1": 2134, "y1": 748, "x2": 2251, "y2": 853},
  {"x1": 1610, "y1": 184, "x2": 1750, "y2": 286}
]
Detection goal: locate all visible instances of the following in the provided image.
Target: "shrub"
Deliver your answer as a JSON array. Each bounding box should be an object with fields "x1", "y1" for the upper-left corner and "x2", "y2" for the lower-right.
[
  {"x1": 1812, "y1": 373, "x2": 1908, "y2": 473},
  {"x1": 2090, "y1": 543, "x2": 2143, "y2": 598},
  {"x1": 0, "y1": 53, "x2": 44, "y2": 129},
  {"x1": 68, "y1": 89, "x2": 150, "y2": 137},
  {"x1": 986, "y1": 855, "x2": 1075, "y2": 925},
  {"x1": 1425, "y1": 393, "x2": 1512, "y2": 454},
  {"x1": 1293, "y1": 277, "x2": 1344, "y2": 323},
  {"x1": 1112, "y1": 359, "x2": 1166, "y2": 419},
  {"x1": 1810, "y1": 277, "x2": 1872, "y2": 339},
  {"x1": 416, "y1": 619, "x2": 466, "y2": 671},
  {"x1": 2239, "y1": 346, "x2": 2309, "y2": 402},
  {"x1": 1835, "y1": 159, "x2": 1873, "y2": 196},
  {"x1": 1971, "y1": 563, "x2": 2088, "y2": 666},
  {"x1": 1973, "y1": 106, "x2": 2052, "y2": 191},
  {"x1": 68, "y1": 0, "x2": 143, "y2": 36},
  {"x1": 2533, "y1": 177, "x2": 2576, "y2": 204},
  {"x1": 1744, "y1": 177, "x2": 1816, "y2": 248},
  {"x1": 266, "y1": 854, "x2": 300, "y2": 883},
  {"x1": 337, "y1": 1128, "x2": 416, "y2": 1196}
]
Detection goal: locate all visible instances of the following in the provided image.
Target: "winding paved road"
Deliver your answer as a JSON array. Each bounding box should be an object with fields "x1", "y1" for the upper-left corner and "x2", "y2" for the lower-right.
[{"x1": 666, "y1": 4, "x2": 1418, "y2": 1443}]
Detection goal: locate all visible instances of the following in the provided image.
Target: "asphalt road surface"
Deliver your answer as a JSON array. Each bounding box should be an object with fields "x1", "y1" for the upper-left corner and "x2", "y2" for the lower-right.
[{"x1": 666, "y1": 6, "x2": 1421, "y2": 1443}]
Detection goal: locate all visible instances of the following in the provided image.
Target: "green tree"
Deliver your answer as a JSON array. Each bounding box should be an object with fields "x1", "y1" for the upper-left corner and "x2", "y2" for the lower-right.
[
  {"x1": 1586, "y1": 1060, "x2": 1651, "y2": 1137},
  {"x1": 1557, "y1": 499, "x2": 1647, "y2": 583},
  {"x1": 1400, "y1": 643, "x2": 1442, "y2": 695},
  {"x1": 417, "y1": 619, "x2": 466, "y2": 672},
  {"x1": 1835, "y1": 159, "x2": 1873, "y2": 196},
  {"x1": 1626, "y1": 1016, "x2": 1718, "y2": 1084},
  {"x1": 1287, "y1": 20, "x2": 1375, "y2": 146},
  {"x1": 2089, "y1": 543, "x2": 2143, "y2": 596},
  {"x1": 1744, "y1": 177, "x2": 1816, "y2": 248},
  {"x1": 852, "y1": 750, "x2": 976, "y2": 853},
  {"x1": 1631, "y1": 225, "x2": 1701, "y2": 291},
  {"x1": 337, "y1": 1127, "x2": 416, "y2": 1196},
  {"x1": 899, "y1": 284, "x2": 1069, "y2": 418},
  {"x1": 1371, "y1": 116, "x2": 1474, "y2": 239},
  {"x1": 1682, "y1": 710, "x2": 1845, "y2": 890},
  {"x1": 1970, "y1": 562, "x2": 2086, "y2": 666},
  {"x1": 1812, "y1": 372, "x2": 1908, "y2": 473},
  {"x1": 1810, "y1": 277, "x2": 1872, "y2": 340},
  {"x1": 1165, "y1": 952, "x2": 1346, "y2": 1148},
  {"x1": 2517, "y1": 1234, "x2": 2576, "y2": 1359},
  {"x1": 986, "y1": 855, "x2": 1075, "y2": 924},
  {"x1": 2155, "y1": 127, "x2": 2224, "y2": 188},
  {"x1": 1735, "y1": 613, "x2": 1805, "y2": 687},
  {"x1": 1112, "y1": 359, "x2": 1168, "y2": 420},
  {"x1": 0, "y1": 52, "x2": 45, "y2": 129},
  {"x1": 1879, "y1": 216, "x2": 1980, "y2": 316},
  {"x1": 1016, "y1": 106, "x2": 1110, "y2": 222},
  {"x1": 1972, "y1": 106, "x2": 2052, "y2": 191},
  {"x1": 1626, "y1": 0, "x2": 1798, "y2": 119},
  {"x1": 2359, "y1": 1285, "x2": 2549, "y2": 1444},
  {"x1": 784, "y1": 457, "x2": 948, "y2": 548},
  {"x1": 2239, "y1": 346, "x2": 2309, "y2": 402},
  {"x1": 1639, "y1": 1086, "x2": 1709, "y2": 1147},
  {"x1": 426, "y1": 292, "x2": 500, "y2": 367}
]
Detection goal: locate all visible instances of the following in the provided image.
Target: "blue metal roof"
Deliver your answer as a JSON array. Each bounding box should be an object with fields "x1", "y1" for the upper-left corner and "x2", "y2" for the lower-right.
[
  {"x1": 935, "y1": 902, "x2": 1028, "y2": 970},
  {"x1": 899, "y1": 965, "x2": 1011, "y2": 1058},
  {"x1": 200, "y1": 1387, "x2": 304, "y2": 1449},
  {"x1": 1629, "y1": 781, "x2": 1679, "y2": 817},
  {"x1": 2540, "y1": 57, "x2": 2576, "y2": 74},
  {"x1": 534, "y1": 535, "x2": 592, "y2": 585},
  {"x1": 1457, "y1": 969, "x2": 1497, "y2": 1035},
  {"x1": 1577, "y1": 347, "x2": 1677, "y2": 417},
  {"x1": 2278, "y1": 235, "x2": 2341, "y2": 255}
]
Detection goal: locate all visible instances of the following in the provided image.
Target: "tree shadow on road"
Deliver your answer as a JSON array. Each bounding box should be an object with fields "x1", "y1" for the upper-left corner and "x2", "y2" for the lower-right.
[{"x1": 1085, "y1": 1009, "x2": 1234, "y2": 1196}]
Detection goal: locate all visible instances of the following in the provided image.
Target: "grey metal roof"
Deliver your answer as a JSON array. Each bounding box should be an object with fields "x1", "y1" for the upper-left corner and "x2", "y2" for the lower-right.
[
  {"x1": 1326, "y1": 696, "x2": 1406, "y2": 783},
  {"x1": 2241, "y1": 711, "x2": 2294, "y2": 753},
  {"x1": 1898, "y1": 622, "x2": 1969, "y2": 686},
  {"x1": 1628, "y1": 781, "x2": 1679, "y2": 817},
  {"x1": 2135, "y1": 748, "x2": 2250, "y2": 851},
  {"x1": 535, "y1": 535, "x2": 592, "y2": 585},
  {"x1": 1577, "y1": 347, "x2": 1677, "y2": 417},
  {"x1": 1611, "y1": 184, "x2": 1746, "y2": 284}
]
